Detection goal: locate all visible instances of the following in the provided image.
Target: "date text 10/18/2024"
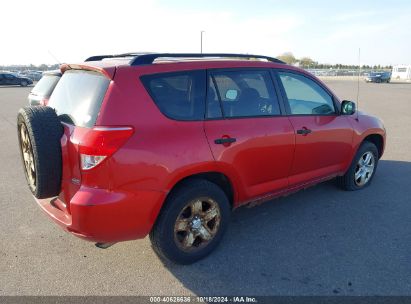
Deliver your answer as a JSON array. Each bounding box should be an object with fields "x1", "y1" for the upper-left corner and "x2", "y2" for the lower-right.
[{"x1": 149, "y1": 296, "x2": 258, "y2": 303}]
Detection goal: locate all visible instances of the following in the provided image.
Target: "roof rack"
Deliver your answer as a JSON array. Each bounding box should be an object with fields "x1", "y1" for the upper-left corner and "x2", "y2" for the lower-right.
[
  {"x1": 130, "y1": 53, "x2": 285, "y2": 65},
  {"x1": 85, "y1": 53, "x2": 285, "y2": 65},
  {"x1": 84, "y1": 52, "x2": 150, "y2": 62}
]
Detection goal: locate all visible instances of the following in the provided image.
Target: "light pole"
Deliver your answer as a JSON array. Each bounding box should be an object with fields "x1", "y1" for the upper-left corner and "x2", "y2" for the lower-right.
[{"x1": 200, "y1": 31, "x2": 205, "y2": 54}]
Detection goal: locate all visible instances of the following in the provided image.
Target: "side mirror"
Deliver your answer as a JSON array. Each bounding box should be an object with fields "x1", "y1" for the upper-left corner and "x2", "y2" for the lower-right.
[{"x1": 341, "y1": 100, "x2": 356, "y2": 115}]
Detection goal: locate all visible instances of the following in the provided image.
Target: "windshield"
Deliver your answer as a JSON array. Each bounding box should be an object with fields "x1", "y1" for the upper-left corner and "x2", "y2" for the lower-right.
[{"x1": 48, "y1": 70, "x2": 110, "y2": 127}]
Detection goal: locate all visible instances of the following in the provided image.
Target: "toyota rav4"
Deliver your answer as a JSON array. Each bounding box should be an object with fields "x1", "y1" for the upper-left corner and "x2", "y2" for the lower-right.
[{"x1": 17, "y1": 53, "x2": 386, "y2": 264}]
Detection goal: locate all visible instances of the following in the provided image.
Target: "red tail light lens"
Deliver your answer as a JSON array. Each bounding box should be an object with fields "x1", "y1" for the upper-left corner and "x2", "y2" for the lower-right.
[
  {"x1": 39, "y1": 98, "x2": 49, "y2": 106},
  {"x1": 79, "y1": 126, "x2": 134, "y2": 170}
]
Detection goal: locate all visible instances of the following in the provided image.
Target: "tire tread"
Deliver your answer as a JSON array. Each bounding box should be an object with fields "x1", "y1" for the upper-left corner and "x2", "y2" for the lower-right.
[{"x1": 17, "y1": 106, "x2": 63, "y2": 198}]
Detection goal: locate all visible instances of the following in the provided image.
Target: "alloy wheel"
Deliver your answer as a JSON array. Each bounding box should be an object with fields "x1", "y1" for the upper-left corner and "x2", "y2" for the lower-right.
[
  {"x1": 354, "y1": 151, "x2": 375, "y2": 187},
  {"x1": 19, "y1": 124, "x2": 36, "y2": 191},
  {"x1": 174, "y1": 197, "x2": 221, "y2": 252}
]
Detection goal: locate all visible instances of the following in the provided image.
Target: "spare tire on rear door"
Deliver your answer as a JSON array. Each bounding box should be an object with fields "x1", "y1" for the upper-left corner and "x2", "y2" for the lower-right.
[{"x1": 17, "y1": 106, "x2": 63, "y2": 198}]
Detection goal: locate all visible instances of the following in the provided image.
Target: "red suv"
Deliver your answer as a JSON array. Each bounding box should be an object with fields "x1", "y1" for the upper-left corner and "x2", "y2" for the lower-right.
[{"x1": 17, "y1": 53, "x2": 386, "y2": 264}]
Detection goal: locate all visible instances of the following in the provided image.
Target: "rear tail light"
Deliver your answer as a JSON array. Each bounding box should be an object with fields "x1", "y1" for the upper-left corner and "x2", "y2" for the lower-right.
[
  {"x1": 79, "y1": 126, "x2": 134, "y2": 171},
  {"x1": 39, "y1": 98, "x2": 49, "y2": 106},
  {"x1": 80, "y1": 155, "x2": 106, "y2": 170}
]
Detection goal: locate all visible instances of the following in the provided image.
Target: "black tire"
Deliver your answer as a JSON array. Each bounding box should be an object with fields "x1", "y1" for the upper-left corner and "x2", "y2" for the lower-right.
[
  {"x1": 337, "y1": 141, "x2": 379, "y2": 191},
  {"x1": 150, "y1": 179, "x2": 231, "y2": 264},
  {"x1": 17, "y1": 106, "x2": 63, "y2": 198},
  {"x1": 20, "y1": 80, "x2": 28, "y2": 87}
]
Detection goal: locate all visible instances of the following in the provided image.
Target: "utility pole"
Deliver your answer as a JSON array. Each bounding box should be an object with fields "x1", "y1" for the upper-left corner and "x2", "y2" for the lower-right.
[{"x1": 200, "y1": 31, "x2": 205, "y2": 54}]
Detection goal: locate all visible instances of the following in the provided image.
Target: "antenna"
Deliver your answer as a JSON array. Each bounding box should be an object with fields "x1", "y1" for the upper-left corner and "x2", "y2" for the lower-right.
[
  {"x1": 356, "y1": 48, "x2": 361, "y2": 121},
  {"x1": 200, "y1": 31, "x2": 205, "y2": 54},
  {"x1": 48, "y1": 50, "x2": 61, "y2": 65}
]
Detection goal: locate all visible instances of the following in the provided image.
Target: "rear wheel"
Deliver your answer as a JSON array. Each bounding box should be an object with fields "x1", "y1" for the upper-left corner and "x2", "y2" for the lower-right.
[
  {"x1": 150, "y1": 179, "x2": 230, "y2": 264},
  {"x1": 337, "y1": 141, "x2": 379, "y2": 191}
]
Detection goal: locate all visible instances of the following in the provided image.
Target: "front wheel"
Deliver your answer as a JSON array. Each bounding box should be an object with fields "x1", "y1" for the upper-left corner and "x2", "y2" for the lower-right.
[
  {"x1": 337, "y1": 141, "x2": 379, "y2": 191},
  {"x1": 150, "y1": 179, "x2": 231, "y2": 264}
]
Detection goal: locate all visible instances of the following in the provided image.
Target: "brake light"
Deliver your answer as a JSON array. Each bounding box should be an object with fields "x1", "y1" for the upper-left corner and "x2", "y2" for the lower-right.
[
  {"x1": 39, "y1": 98, "x2": 49, "y2": 106},
  {"x1": 79, "y1": 126, "x2": 134, "y2": 170}
]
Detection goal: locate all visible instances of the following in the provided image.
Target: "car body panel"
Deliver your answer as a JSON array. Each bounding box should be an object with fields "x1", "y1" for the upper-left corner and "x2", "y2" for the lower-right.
[
  {"x1": 345, "y1": 112, "x2": 386, "y2": 165},
  {"x1": 204, "y1": 117, "x2": 295, "y2": 203},
  {"x1": 29, "y1": 57, "x2": 386, "y2": 243},
  {"x1": 286, "y1": 115, "x2": 354, "y2": 185}
]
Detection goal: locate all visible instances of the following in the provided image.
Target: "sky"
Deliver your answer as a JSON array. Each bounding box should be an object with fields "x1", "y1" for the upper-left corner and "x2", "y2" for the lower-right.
[{"x1": 1, "y1": 0, "x2": 410, "y2": 66}]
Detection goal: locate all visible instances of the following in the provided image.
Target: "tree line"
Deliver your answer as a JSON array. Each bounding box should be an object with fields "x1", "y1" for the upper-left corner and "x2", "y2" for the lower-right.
[
  {"x1": 0, "y1": 64, "x2": 60, "y2": 72},
  {"x1": 277, "y1": 52, "x2": 392, "y2": 70},
  {"x1": 1, "y1": 56, "x2": 393, "y2": 71}
]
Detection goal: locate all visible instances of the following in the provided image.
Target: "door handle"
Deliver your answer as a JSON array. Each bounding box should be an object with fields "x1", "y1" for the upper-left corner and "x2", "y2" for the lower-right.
[
  {"x1": 296, "y1": 128, "x2": 312, "y2": 135},
  {"x1": 214, "y1": 137, "x2": 236, "y2": 145}
]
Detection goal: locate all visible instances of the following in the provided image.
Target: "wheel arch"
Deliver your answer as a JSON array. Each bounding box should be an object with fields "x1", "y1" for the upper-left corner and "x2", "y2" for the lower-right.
[
  {"x1": 363, "y1": 133, "x2": 384, "y2": 158},
  {"x1": 165, "y1": 171, "x2": 237, "y2": 209}
]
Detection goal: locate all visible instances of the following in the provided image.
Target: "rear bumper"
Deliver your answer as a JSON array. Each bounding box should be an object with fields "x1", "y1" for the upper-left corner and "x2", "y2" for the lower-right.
[{"x1": 35, "y1": 186, "x2": 166, "y2": 243}]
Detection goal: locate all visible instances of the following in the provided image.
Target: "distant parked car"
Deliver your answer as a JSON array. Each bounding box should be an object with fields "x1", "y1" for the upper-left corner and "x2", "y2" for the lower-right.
[
  {"x1": 29, "y1": 71, "x2": 43, "y2": 81},
  {"x1": 0, "y1": 72, "x2": 33, "y2": 87},
  {"x1": 28, "y1": 70, "x2": 61, "y2": 105},
  {"x1": 19, "y1": 71, "x2": 43, "y2": 81},
  {"x1": 365, "y1": 72, "x2": 391, "y2": 83}
]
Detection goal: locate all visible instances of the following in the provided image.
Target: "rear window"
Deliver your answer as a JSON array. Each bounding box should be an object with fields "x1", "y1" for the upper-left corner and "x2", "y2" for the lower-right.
[
  {"x1": 31, "y1": 74, "x2": 60, "y2": 97},
  {"x1": 48, "y1": 70, "x2": 110, "y2": 127},
  {"x1": 141, "y1": 70, "x2": 206, "y2": 120}
]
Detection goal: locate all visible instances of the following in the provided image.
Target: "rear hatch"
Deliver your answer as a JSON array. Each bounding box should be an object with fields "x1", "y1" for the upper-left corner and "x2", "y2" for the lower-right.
[{"x1": 47, "y1": 69, "x2": 111, "y2": 212}]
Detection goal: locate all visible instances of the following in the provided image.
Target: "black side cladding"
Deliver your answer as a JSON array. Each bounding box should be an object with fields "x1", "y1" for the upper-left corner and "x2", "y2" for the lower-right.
[{"x1": 17, "y1": 106, "x2": 63, "y2": 198}]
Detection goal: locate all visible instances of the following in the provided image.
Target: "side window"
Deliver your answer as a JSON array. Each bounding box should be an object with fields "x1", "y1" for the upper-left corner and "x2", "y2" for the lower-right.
[
  {"x1": 141, "y1": 70, "x2": 206, "y2": 121},
  {"x1": 209, "y1": 70, "x2": 281, "y2": 118},
  {"x1": 278, "y1": 72, "x2": 335, "y2": 115},
  {"x1": 4, "y1": 74, "x2": 14, "y2": 79}
]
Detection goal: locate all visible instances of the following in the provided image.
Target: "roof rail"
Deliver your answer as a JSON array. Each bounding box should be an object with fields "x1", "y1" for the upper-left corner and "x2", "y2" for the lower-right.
[
  {"x1": 85, "y1": 53, "x2": 285, "y2": 65},
  {"x1": 84, "y1": 52, "x2": 152, "y2": 62},
  {"x1": 85, "y1": 55, "x2": 115, "y2": 62},
  {"x1": 130, "y1": 53, "x2": 285, "y2": 65}
]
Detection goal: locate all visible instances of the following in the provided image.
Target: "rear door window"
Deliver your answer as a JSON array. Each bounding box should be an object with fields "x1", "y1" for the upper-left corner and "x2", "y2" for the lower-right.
[
  {"x1": 48, "y1": 70, "x2": 110, "y2": 127},
  {"x1": 141, "y1": 70, "x2": 206, "y2": 121},
  {"x1": 208, "y1": 70, "x2": 281, "y2": 118}
]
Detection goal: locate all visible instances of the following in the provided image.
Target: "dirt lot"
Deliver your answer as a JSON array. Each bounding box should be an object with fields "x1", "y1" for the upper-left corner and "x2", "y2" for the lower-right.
[{"x1": 0, "y1": 80, "x2": 410, "y2": 296}]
